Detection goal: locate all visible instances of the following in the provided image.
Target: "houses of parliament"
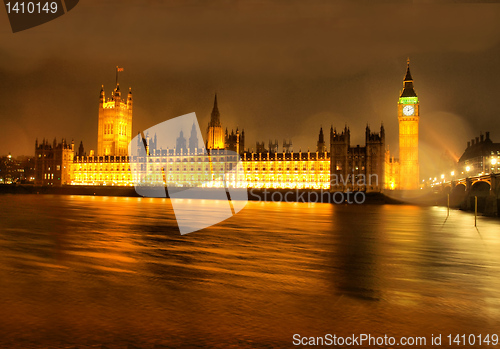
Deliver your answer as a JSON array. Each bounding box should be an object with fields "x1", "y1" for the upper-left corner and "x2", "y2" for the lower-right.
[{"x1": 34, "y1": 61, "x2": 420, "y2": 192}]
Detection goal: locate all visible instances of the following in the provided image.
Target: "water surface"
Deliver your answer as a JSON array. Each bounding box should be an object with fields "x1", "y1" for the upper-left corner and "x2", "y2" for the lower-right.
[{"x1": 0, "y1": 195, "x2": 499, "y2": 348}]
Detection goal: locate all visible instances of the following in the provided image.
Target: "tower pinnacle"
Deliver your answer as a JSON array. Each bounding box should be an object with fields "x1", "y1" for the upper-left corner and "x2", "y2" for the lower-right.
[
  {"x1": 400, "y1": 58, "x2": 417, "y2": 97},
  {"x1": 209, "y1": 93, "x2": 221, "y2": 127},
  {"x1": 206, "y1": 93, "x2": 224, "y2": 149}
]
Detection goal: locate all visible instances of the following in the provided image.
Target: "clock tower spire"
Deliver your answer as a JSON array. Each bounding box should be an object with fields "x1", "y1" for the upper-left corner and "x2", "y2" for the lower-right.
[
  {"x1": 206, "y1": 93, "x2": 225, "y2": 150},
  {"x1": 398, "y1": 58, "x2": 420, "y2": 190}
]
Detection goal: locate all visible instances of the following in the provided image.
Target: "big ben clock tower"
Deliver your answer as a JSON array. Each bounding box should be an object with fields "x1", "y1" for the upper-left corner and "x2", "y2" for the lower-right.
[{"x1": 398, "y1": 58, "x2": 420, "y2": 190}]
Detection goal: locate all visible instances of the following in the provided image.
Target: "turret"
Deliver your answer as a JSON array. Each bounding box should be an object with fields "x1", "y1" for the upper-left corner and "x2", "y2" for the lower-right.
[
  {"x1": 127, "y1": 87, "x2": 133, "y2": 109},
  {"x1": 189, "y1": 122, "x2": 198, "y2": 151},
  {"x1": 240, "y1": 129, "x2": 245, "y2": 154},
  {"x1": 318, "y1": 127, "x2": 324, "y2": 143},
  {"x1": 99, "y1": 85, "x2": 105, "y2": 107},
  {"x1": 113, "y1": 83, "x2": 121, "y2": 106},
  {"x1": 209, "y1": 93, "x2": 221, "y2": 127},
  {"x1": 78, "y1": 141, "x2": 84, "y2": 157},
  {"x1": 316, "y1": 127, "x2": 326, "y2": 153}
]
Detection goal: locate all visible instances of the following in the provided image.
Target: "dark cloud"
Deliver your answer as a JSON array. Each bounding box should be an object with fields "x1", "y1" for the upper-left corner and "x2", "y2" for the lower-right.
[{"x1": 1, "y1": 1, "x2": 500, "y2": 177}]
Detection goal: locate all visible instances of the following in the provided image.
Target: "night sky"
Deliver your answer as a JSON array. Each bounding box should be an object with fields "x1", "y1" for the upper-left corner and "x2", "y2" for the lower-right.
[{"x1": 2, "y1": 0, "x2": 500, "y2": 177}]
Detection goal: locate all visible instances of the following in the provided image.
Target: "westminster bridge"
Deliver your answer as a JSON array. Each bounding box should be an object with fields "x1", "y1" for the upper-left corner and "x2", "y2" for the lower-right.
[{"x1": 439, "y1": 173, "x2": 500, "y2": 216}]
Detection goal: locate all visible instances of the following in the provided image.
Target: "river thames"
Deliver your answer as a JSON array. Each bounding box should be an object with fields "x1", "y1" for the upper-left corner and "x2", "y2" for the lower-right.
[{"x1": 0, "y1": 194, "x2": 499, "y2": 348}]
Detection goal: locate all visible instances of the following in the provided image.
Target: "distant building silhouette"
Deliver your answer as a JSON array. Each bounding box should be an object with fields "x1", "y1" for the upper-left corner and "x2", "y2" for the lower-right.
[
  {"x1": 458, "y1": 132, "x2": 500, "y2": 176},
  {"x1": 34, "y1": 138, "x2": 74, "y2": 186},
  {"x1": 329, "y1": 125, "x2": 385, "y2": 192},
  {"x1": 268, "y1": 139, "x2": 278, "y2": 153},
  {"x1": 189, "y1": 122, "x2": 199, "y2": 152}
]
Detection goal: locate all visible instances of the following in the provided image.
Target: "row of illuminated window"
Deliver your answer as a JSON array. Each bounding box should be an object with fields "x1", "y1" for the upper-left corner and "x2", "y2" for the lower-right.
[
  {"x1": 72, "y1": 166, "x2": 332, "y2": 174},
  {"x1": 42, "y1": 165, "x2": 62, "y2": 171},
  {"x1": 75, "y1": 166, "x2": 131, "y2": 171},
  {"x1": 72, "y1": 157, "x2": 330, "y2": 165},
  {"x1": 245, "y1": 174, "x2": 328, "y2": 181},
  {"x1": 73, "y1": 175, "x2": 132, "y2": 181},
  {"x1": 244, "y1": 163, "x2": 329, "y2": 170},
  {"x1": 73, "y1": 175, "x2": 331, "y2": 182},
  {"x1": 334, "y1": 161, "x2": 368, "y2": 171},
  {"x1": 103, "y1": 123, "x2": 128, "y2": 135},
  {"x1": 73, "y1": 175, "x2": 241, "y2": 182},
  {"x1": 132, "y1": 156, "x2": 241, "y2": 163},
  {"x1": 244, "y1": 160, "x2": 329, "y2": 165}
]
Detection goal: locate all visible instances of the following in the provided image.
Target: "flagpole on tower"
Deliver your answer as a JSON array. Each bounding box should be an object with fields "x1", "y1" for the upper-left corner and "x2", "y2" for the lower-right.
[{"x1": 116, "y1": 66, "x2": 124, "y2": 86}]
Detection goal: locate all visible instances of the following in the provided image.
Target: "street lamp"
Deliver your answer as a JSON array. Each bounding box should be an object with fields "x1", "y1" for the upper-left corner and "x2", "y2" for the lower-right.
[
  {"x1": 451, "y1": 171, "x2": 455, "y2": 177},
  {"x1": 466, "y1": 166, "x2": 471, "y2": 173}
]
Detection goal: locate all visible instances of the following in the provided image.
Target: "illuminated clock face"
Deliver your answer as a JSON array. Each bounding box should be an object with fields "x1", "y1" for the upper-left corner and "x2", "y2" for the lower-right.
[{"x1": 403, "y1": 105, "x2": 415, "y2": 116}]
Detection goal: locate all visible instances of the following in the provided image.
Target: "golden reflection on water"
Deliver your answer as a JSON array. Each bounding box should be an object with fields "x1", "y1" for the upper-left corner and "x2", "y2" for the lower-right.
[{"x1": 0, "y1": 195, "x2": 499, "y2": 348}]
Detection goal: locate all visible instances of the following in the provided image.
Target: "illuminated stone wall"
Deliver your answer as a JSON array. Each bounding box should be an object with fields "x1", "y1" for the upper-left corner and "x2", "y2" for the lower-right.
[
  {"x1": 97, "y1": 84, "x2": 133, "y2": 157},
  {"x1": 384, "y1": 149, "x2": 400, "y2": 190},
  {"x1": 68, "y1": 150, "x2": 330, "y2": 189},
  {"x1": 241, "y1": 152, "x2": 330, "y2": 189},
  {"x1": 398, "y1": 103, "x2": 419, "y2": 190}
]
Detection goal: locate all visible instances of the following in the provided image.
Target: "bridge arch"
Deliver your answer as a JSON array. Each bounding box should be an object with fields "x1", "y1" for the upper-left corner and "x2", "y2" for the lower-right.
[
  {"x1": 471, "y1": 180, "x2": 491, "y2": 192},
  {"x1": 455, "y1": 179, "x2": 467, "y2": 187},
  {"x1": 472, "y1": 179, "x2": 491, "y2": 187},
  {"x1": 471, "y1": 180, "x2": 491, "y2": 193},
  {"x1": 469, "y1": 181, "x2": 492, "y2": 213},
  {"x1": 450, "y1": 183, "x2": 466, "y2": 206}
]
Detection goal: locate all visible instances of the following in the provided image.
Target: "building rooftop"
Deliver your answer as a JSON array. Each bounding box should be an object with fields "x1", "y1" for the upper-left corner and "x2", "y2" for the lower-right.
[{"x1": 458, "y1": 132, "x2": 500, "y2": 162}]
